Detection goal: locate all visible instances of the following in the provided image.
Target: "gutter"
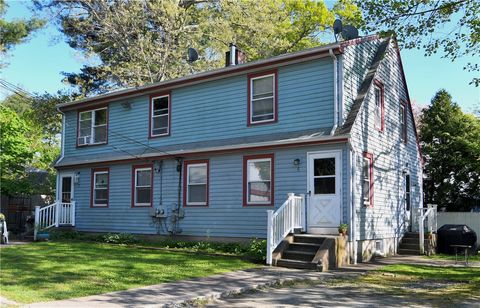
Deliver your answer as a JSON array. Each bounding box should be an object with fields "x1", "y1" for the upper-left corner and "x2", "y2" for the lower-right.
[
  {"x1": 55, "y1": 107, "x2": 66, "y2": 201},
  {"x1": 348, "y1": 141, "x2": 358, "y2": 264}
]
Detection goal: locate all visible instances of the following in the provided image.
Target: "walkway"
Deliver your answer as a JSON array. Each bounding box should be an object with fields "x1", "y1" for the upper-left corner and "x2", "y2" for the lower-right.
[{"x1": 27, "y1": 255, "x2": 478, "y2": 307}]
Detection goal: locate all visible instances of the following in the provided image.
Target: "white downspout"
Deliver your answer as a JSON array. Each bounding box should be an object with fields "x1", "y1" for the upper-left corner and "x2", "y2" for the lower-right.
[
  {"x1": 350, "y1": 143, "x2": 358, "y2": 264},
  {"x1": 56, "y1": 108, "x2": 66, "y2": 201},
  {"x1": 329, "y1": 49, "x2": 338, "y2": 135}
]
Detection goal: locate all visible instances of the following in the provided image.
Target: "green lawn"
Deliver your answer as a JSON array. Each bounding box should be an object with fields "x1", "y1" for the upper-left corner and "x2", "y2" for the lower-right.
[
  {"x1": 423, "y1": 253, "x2": 480, "y2": 262},
  {"x1": 0, "y1": 242, "x2": 256, "y2": 304},
  {"x1": 356, "y1": 264, "x2": 480, "y2": 304}
]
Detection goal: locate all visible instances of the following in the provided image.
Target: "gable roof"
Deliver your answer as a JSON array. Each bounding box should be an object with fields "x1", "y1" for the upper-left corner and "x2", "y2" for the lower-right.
[{"x1": 335, "y1": 36, "x2": 423, "y2": 164}]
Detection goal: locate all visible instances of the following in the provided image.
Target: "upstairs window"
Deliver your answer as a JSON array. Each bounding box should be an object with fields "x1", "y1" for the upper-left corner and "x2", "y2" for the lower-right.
[
  {"x1": 132, "y1": 165, "x2": 153, "y2": 207},
  {"x1": 374, "y1": 80, "x2": 384, "y2": 131},
  {"x1": 91, "y1": 168, "x2": 109, "y2": 207},
  {"x1": 243, "y1": 154, "x2": 274, "y2": 206},
  {"x1": 400, "y1": 101, "x2": 407, "y2": 143},
  {"x1": 78, "y1": 107, "x2": 108, "y2": 146},
  {"x1": 150, "y1": 93, "x2": 170, "y2": 137},
  {"x1": 248, "y1": 71, "x2": 277, "y2": 125},
  {"x1": 184, "y1": 160, "x2": 209, "y2": 207},
  {"x1": 363, "y1": 152, "x2": 374, "y2": 207}
]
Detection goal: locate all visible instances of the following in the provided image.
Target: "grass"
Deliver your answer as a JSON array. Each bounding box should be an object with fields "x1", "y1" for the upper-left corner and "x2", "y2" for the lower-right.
[
  {"x1": 329, "y1": 264, "x2": 480, "y2": 305},
  {"x1": 423, "y1": 253, "x2": 480, "y2": 262},
  {"x1": 0, "y1": 242, "x2": 257, "y2": 304}
]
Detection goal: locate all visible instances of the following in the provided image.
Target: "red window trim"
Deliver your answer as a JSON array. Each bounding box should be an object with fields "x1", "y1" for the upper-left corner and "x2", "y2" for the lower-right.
[
  {"x1": 90, "y1": 167, "x2": 109, "y2": 208},
  {"x1": 76, "y1": 105, "x2": 109, "y2": 148},
  {"x1": 243, "y1": 153, "x2": 275, "y2": 207},
  {"x1": 183, "y1": 159, "x2": 209, "y2": 207},
  {"x1": 247, "y1": 69, "x2": 278, "y2": 126},
  {"x1": 149, "y1": 92, "x2": 171, "y2": 139},
  {"x1": 131, "y1": 164, "x2": 154, "y2": 208},
  {"x1": 400, "y1": 100, "x2": 408, "y2": 144},
  {"x1": 373, "y1": 79, "x2": 385, "y2": 132},
  {"x1": 363, "y1": 152, "x2": 374, "y2": 207}
]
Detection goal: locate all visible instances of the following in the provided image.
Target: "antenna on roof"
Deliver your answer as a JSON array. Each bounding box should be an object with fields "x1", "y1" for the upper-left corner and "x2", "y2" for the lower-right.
[
  {"x1": 332, "y1": 19, "x2": 359, "y2": 42},
  {"x1": 333, "y1": 19, "x2": 343, "y2": 42},
  {"x1": 187, "y1": 47, "x2": 199, "y2": 63}
]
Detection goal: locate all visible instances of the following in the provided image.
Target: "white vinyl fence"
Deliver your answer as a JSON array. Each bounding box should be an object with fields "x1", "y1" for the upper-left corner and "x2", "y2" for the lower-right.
[{"x1": 437, "y1": 212, "x2": 480, "y2": 235}]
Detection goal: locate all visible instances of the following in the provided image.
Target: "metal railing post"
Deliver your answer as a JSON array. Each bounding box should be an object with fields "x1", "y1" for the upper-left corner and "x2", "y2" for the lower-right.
[
  {"x1": 266, "y1": 210, "x2": 274, "y2": 265},
  {"x1": 34, "y1": 206, "x2": 40, "y2": 241}
]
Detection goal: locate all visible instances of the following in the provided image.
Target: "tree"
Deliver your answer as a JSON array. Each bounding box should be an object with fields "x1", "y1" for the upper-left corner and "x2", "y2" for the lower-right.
[
  {"x1": 0, "y1": 0, "x2": 45, "y2": 65},
  {"x1": 35, "y1": 0, "x2": 361, "y2": 95},
  {"x1": 0, "y1": 92, "x2": 70, "y2": 196},
  {"x1": 358, "y1": 0, "x2": 480, "y2": 86},
  {"x1": 420, "y1": 89, "x2": 480, "y2": 211},
  {"x1": 0, "y1": 106, "x2": 35, "y2": 195}
]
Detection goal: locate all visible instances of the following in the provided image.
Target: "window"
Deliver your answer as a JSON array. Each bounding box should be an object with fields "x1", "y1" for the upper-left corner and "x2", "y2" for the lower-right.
[
  {"x1": 400, "y1": 101, "x2": 407, "y2": 143},
  {"x1": 248, "y1": 71, "x2": 277, "y2": 125},
  {"x1": 78, "y1": 107, "x2": 108, "y2": 146},
  {"x1": 91, "y1": 168, "x2": 109, "y2": 207},
  {"x1": 150, "y1": 93, "x2": 170, "y2": 137},
  {"x1": 405, "y1": 174, "x2": 411, "y2": 211},
  {"x1": 313, "y1": 158, "x2": 336, "y2": 194},
  {"x1": 243, "y1": 154, "x2": 274, "y2": 206},
  {"x1": 132, "y1": 165, "x2": 153, "y2": 207},
  {"x1": 374, "y1": 80, "x2": 384, "y2": 131},
  {"x1": 184, "y1": 160, "x2": 209, "y2": 206},
  {"x1": 363, "y1": 152, "x2": 374, "y2": 207}
]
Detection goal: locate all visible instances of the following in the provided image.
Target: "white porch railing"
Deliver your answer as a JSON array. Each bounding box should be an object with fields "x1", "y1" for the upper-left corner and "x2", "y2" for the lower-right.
[
  {"x1": 417, "y1": 204, "x2": 437, "y2": 255},
  {"x1": 266, "y1": 193, "x2": 306, "y2": 265},
  {"x1": 34, "y1": 201, "x2": 75, "y2": 241}
]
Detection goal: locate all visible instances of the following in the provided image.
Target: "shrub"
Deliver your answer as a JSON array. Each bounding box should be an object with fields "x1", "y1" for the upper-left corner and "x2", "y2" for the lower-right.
[
  {"x1": 245, "y1": 238, "x2": 267, "y2": 262},
  {"x1": 49, "y1": 230, "x2": 82, "y2": 240},
  {"x1": 102, "y1": 233, "x2": 138, "y2": 244}
]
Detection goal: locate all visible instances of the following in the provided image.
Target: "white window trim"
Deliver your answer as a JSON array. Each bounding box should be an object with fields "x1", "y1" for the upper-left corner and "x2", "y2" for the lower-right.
[
  {"x1": 93, "y1": 171, "x2": 108, "y2": 207},
  {"x1": 186, "y1": 163, "x2": 208, "y2": 206},
  {"x1": 363, "y1": 157, "x2": 371, "y2": 206},
  {"x1": 79, "y1": 107, "x2": 107, "y2": 145},
  {"x1": 246, "y1": 158, "x2": 272, "y2": 205},
  {"x1": 151, "y1": 94, "x2": 170, "y2": 137},
  {"x1": 134, "y1": 167, "x2": 152, "y2": 207},
  {"x1": 250, "y1": 73, "x2": 276, "y2": 124}
]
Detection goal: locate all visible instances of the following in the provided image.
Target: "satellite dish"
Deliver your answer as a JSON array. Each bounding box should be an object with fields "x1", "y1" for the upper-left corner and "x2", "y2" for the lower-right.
[
  {"x1": 342, "y1": 25, "x2": 359, "y2": 40},
  {"x1": 333, "y1": 19, "x2": 343, "y2": 35},
  {"x1": 187, "y1": 47, "x2": 198, "y2": 63}
]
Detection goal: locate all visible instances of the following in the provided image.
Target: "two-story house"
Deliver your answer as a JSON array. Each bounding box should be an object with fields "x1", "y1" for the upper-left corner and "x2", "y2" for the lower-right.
[{"x1": 49, "y1": 34, "x2": 422, "y2": 264}]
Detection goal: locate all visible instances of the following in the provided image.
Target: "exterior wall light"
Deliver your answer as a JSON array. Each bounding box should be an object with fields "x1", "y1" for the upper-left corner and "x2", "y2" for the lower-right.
[
  {"x1": 293, "y1": 158, "x2": 301, "y2": 170},
  {"x1": 74, "y1": 172, "x2": 80, "y2": 184}
]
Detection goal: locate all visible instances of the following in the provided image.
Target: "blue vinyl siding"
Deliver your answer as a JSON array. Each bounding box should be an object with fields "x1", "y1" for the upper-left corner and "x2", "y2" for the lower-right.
[
  {"x1": 66, "y1": 144, "x2": 348, "y2": 238},
  {"x1": 63, "y1": 58, "x2": 334, "y2": 160}
]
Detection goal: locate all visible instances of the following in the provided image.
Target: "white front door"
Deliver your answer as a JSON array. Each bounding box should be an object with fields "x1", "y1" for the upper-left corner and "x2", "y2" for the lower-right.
[
  {"x1": 59, "y1": 173, "x2": 74, "y2": 203},
  {"x1": 307, "y1": 151, "x2": 342, "y2": 234}
]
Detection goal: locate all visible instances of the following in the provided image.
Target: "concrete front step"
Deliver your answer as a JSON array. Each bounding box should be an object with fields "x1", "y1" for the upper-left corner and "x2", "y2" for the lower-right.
[
  {"x1": 398, "y1": 243, "x2": 422, "y2": 250},
  {"x1": 276, "y1": 258, "x2": 320, "y2": 270},
  {"x1": 398, "y1": 248, "x2": 421, "y2": 255},
  {"x1": 282, "y1": 250, "x2": 316, "y2": 262},
  {"x1": 287, "y1": 242, "x2": 320, "y2": 253},
  {"x1": 293, "y1": 234, "x2": 325, "y2": 245}
]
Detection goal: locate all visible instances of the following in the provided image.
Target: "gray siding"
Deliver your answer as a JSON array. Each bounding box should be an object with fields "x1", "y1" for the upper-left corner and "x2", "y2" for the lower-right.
[
  {"x1": 66, "y1": 144, "x2": 348, "y2": 238},
  {"x1": 341, "y1": 39, "x2": 381, "y2": 120},
  {"x1": 63, "y1": 58, "x2": 334, "y2": 161},
  {"x1": 348, "y1": 40, "x2": 422, "y2": 241}
]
